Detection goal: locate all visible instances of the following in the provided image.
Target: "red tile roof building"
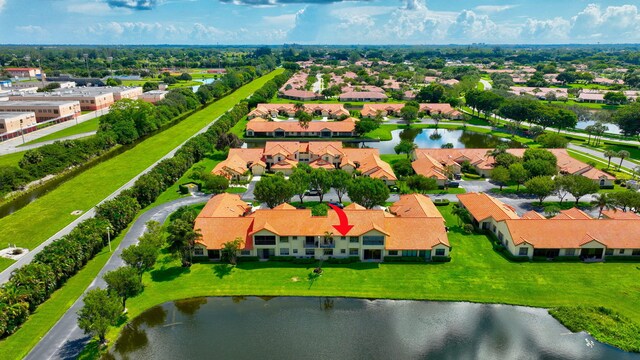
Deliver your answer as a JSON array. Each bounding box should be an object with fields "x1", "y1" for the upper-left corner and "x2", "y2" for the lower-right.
[{"x1": 194, "y1": 193, "x2": 449, "y2": 261}]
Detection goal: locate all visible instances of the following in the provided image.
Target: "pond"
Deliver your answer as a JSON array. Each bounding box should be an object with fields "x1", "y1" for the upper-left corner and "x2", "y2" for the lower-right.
[
  {"x1": 353, "y1": 128, "x2": 523, "y2": 154},
  {"x1": 575, "y1": 120, "x2": 622, "y2": 135},
  {"x1": 192, "y1": 78, "x2": 216, "y2": 92},
  {"x1": 108, "y1": 297, "x2": 638, "y2": 360}
]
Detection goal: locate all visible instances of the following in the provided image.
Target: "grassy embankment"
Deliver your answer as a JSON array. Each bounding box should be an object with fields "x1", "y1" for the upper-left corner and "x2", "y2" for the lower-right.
[
  {"x1": 0, "y1": 70, "x2": 284, "y2": 360},
  {"x1": 0, "y1": 69, "x2": 284, "y2": 270},
  {"x1": 88, "y1": 203, "x2": 640, "y2": 356},
  {"x1": 19, "y1": 118, "x2": 101, "y2": 146}
]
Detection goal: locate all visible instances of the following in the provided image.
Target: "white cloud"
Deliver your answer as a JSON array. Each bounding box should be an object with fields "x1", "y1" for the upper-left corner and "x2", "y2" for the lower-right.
[
  {"x1": 474, "y1": 5, "x2": 516, "y2": 14},
  {"x1": 262, "y1": 13, "x2": 297, "y2": 27},
  {"x1": 15, "y1": 25, "x2": 44, "y2": 34},
  {"x1": 448, "y1": 10, "x2": 498, "y2": 40},
  {"x1": 523, "y1": 17, "x2": 571, "y2": 41},
  {"x1": 67, "y1": 0, "x2": 133, "y2": 15},
  {"x1": 0, "y1": 0, "x2": 6, "y2": 12},
  {"x1": 571, "y1": 4, "x2": 640, "y2": 41}
]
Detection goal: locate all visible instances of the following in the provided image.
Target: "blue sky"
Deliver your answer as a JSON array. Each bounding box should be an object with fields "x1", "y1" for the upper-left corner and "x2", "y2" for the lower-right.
[{"x1": 0, "y1": 0, "x2": 639, "y2": 44}]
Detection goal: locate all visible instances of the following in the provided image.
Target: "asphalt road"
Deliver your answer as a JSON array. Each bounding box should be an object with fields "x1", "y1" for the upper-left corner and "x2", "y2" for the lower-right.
[{"x1": 25, "y1": 194, "x2": 210, "y2": 360}]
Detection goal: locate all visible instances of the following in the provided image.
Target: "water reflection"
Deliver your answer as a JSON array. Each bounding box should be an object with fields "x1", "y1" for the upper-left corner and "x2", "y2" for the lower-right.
[{"x1": 110, "y1": 297, "x2": 639, "y2": 360}]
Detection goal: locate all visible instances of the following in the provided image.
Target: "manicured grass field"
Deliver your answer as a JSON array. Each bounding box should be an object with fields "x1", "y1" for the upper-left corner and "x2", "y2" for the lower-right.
[
  {"x1": 20, "y1": 118, "x2": 100, "y2": 146},
  {"x1": 99, "y1": 204, "x2": 640, "y2": 352},
  {"x1": 0, "y1": 69, "x2": 284, "y2": 270},
  {"x1": 0, "y1": 151, "x2": 26, "y2": 168}
]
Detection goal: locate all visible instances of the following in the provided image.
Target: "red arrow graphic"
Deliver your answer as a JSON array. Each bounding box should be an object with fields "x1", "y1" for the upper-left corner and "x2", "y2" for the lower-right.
[{"x1": 328, "y1": 204, "x2": 354, "y2": 236}]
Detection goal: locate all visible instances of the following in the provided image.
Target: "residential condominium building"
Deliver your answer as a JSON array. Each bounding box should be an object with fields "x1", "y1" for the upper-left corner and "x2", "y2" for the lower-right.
[
  {"x1": 457, "y1": 192, "x2": 640, "y2": 261},
  {"x1": 139, "y1": 90, "x2": 169, "y2": 104},
  {"x1": 0, "y1": 100, "x2": 81, "y2": 122},
  {"x1": 7, "y1": 86, "x2": 143, "y2": 111},
  {"x1": 411, "y1": 148, "x2": 614, "y2": 187},
  {"x1": 247, "y1": 103, "x2": 349, "y2": 119},
  {"x1": 1, "y1": 81, "x2": 76, "y2": 90},
  {"x1": 360, "y1": 103, "x2": 463, "y2": 119},
  {"x1": 245, "y1": 117, "x2": 358, "y2": 138},
  {"x1": 3, "y1": 67, "x2": 42, "y2": 78},
  {"x1": 0, "y1": 112, "x2": 37, "y2": 135},
  {"x1": 213, "y1": 141, "x2": 397, "y2": 185},
  {"x1": 194, "y1": 193, "x2": 450, "y2": 261}
]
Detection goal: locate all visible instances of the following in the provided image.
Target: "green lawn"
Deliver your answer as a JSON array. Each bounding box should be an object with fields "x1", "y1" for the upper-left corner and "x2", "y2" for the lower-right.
[
  {"x1": 0, "y1": 151, "x2": 26, "y2": 168},
  {"x1": 0, "y1": 69, "x2": 284, "y2": 270},
  {"x1": 95, "y1": 203, "x2": 640, "y2": 353},
  {"x1": 20, "y1": 118, "x2": 101, "y2": 146},
  {"x1": 229, "y1": 116, "x2": 248, "y2": 138}
]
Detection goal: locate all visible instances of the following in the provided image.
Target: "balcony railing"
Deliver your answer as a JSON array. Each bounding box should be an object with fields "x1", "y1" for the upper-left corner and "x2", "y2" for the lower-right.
[{"x1": 304, "y1": 240, "x2": 336, "y2": 248}]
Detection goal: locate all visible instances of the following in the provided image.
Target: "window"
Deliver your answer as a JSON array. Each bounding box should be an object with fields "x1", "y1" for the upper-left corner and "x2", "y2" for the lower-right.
[
  {"x1": 350, "y1": 236, "x2": 359, "y2": 243},
  {"x1": 402, "y1": 250, "x2": 417, "y2": 257},
  {"x1": 632, "y1": 249, "x2": 640, "y2": 256},
  {"x1": 492, "y1": 224, "x2": 496, "y2": 233},
  {"x1": 254, "y1": 235, "x2": 276, "y2": 246},
  {"x1": 498, "y1": 232, "x2": 504, "y2": 241},
  {"x1": 349, "y1": 248, "x2": 359, "y2": 256},
  {"x1": 341, "y1": 249, "x2": 346, "y2": 254},
  {"x1": 194, "y1": 248, "x2": 204, "y2": 256},
  {"x1": 280, "y1": 236, "x2": 289, "y2": 243},
  {"x1": 605, "y1": 249, "x2": 614, "y2": 256},
  {"x1": 293, "y1": 249, "x2": 298, "y2": 254},
  {"x1": 341, "y1": 236, "x2": 346, "y2": 241},
  {"x1": 240, "y1": 250, "x2": 251, "y2": 256},
  {"x1": 363, "y1": 235, "x2": 384, "y2": 246},
  {"x1": 435, "y1": 248, "x2": 445, "y2": 256},
  {"x1": 324, "y1": 249, "x2": 333, "y2": 256},
  {"x1": 518, "y1": 248, "x2": 528, "y2": 256},
  {"x1": 305, "y1": 249, "x2": 315, "y2": 256},
  {"x1": 280, "y1": 248, "x2": 289, "y2": 256},
  {"x1": 565, "y1": 249, "x2": 575, "y2": 256},
  {"x1": 292, "y1": 236, "x2": 298, "y2": 240},
  {"x1": 388, "y1": 250, "x2": 398, "y2": 256}
]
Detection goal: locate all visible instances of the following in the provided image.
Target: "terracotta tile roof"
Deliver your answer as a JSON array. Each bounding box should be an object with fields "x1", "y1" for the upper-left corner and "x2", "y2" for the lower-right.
[
  {"x1": 308, "y1": 141, "x2": 343, "y2": 156},
  {"x1": 309, "y1": 159, "x2": 335, "y2": 169},
  {"x1": 504, "y1": 219, "x2": 640, "y2": 249},
  {"x1": 264, "y1": 141, "x2": 300, "y2": 157},
  {"x1": 271, "y1": 159, "x2": 298, "y2": 170},
  {"x1": 521, "y1": 210, "x2": 546, "y2": 220},
  {"x1": 246, "y1": 119, "x2": 357, "y2": 133},
  {"x1": 212, "y1": 148, "x2": 264, "y2": 178},
  {"x1": 601, "y1": 210, "x2": 640, "y2": 220},
  {"x1": 411, "y1": 156, "x2": 448, "y2": 180},
  {"x1": 357, "y1": 153, "x2": 397, "y2": 181},
  {"x1": 361, "y1": 103, "x2": 404, "y2": 117},
  {"x1": 552, "y1": 208, "x2": 592, "y2": 220},
  {"x1": 198, "y1": 193, "x2": 252, "y2": 218},
  {"x1": 339, "y1": 91, "x2": 388, "y2": 100},
  {"x1": 457, "y1": 192, "x2": 520, "y2": 222},
  {"x1": 196, "y1": 194, "x2": 448, "y2": 251},
  {"x1": 389, "y1": 194, "x2": 443, "y2": 218}
]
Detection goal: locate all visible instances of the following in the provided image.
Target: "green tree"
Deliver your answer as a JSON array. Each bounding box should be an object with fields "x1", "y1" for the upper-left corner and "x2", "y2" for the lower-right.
[
  {"x1": 221, "y1": 237, "x2": 244, "y2": 265},
  {"x1": 354, "y1": 118, "x2": 379, "y2": 136},
  {"x1": 121, "y1": 243, "x2": 158, "y2": 279},
  {"x1": 347, "y1": 177, "x2": 390, "y2": 209},
  {"x1": 553, "y1": 175, "x2": 573, "y2": 203},
  {"x1": 77, "y1": 288, "x2": 121, "y2": 344},
  {"x1": 405, "y1": 175, "x2": 437, "y2": 194},
  {"x1": 593, "y1": 193, "x2": 616, "y2": 218},
  {"x1": 536, "y1": 133, "x2": 569, "y2": 148},
  {"x1": 394, "y1": 140, "x2": 417, "y2": 159},
  {"x1": 289, "y1": 166, "x2": 311, "y2": 203},
  {"x1": 612, "y1": 102, "x2": 640, "y2": 140},
  {"x1": 603, "y1": 91, "x2": 627, "y2": 104},
  {"x1": 254, "y1": 173, "x2": 294, "y2": 208},
  {"x1": 603, "y1": 150, "x2": 617, "y2": 169},
  {"x1": 98, "y1": 99, "x2": 158, "y2": 144},
  {"x1": 309, "y1": 168, "x2": 332, "y2": 203},
  {"x1": 95, "y1": 195, "x2": 141, "y2": 234},
  {"x1": 508, "y1": 163, "x2": 528, "y2": 191},
  {"x1": 617, "y1": 150, "x2": 630, "y2": 170},
  {"x1": 416, "y1": 83, "x2": 445, "y2": 103},
  {"x1": 142, "y1": 81, "x2": 159, "y2": 92},
  {"x1": 451, "y1": 204, "x2": 471, "y2": 226},
  {"x1": 565, "y1": 174, "x2": 599, "y2": 205},
  {"x1": 103, "y1": 266, "x2": 143, "y2": 310},
  {"x1": 491, "y1": 166, "x2": 510, "y2": 190},
  {"x1": 167, "y1": 207, "x2": 201, "y2": 267},
  {"x1": 392, "y1": 158, "x2": 415, "y2": 177},
  {"x1": 331, "y1": 169, "x2": 351, "y2": 203},
  {"x1": 525, "y1": 176, "x2": 555, "y2": 205},
  {"x1": 400, "y1": 105, "x2": 419, "y2": 124},
  {"x1": 201, "y1": 174, "x2": 229, "y2": 194},
  {"x1": 297, "y1": 110, "x2": 312, "y2": 129}
]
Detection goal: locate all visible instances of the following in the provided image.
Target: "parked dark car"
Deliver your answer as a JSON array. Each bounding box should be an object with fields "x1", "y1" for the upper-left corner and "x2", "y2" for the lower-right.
[
  {"x1": 329, "y1": 202, "x2": 344, "y2": 209},
  {"x1": 447, "y1": 181, "x2": 460, "y2": 188},
  {"x1": 304, "y1": 189, "x2": 320, "y2": 196}
]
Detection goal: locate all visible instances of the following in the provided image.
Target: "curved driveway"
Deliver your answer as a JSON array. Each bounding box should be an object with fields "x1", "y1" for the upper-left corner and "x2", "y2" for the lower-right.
[{"x1": 25, "y1": 194, "x2": 210, "y2": 360}]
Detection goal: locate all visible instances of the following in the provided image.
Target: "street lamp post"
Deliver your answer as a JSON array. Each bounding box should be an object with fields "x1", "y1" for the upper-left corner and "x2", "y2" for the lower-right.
[
  {"x1": 19, "y1": 119, "x2": 25, "y2": 144},
  {"x1": 83, "y1": 53, "x2": 89, "y2": 76},
  {"x1": 106, "y1": 225, "x2": 112, "y2": 252}
]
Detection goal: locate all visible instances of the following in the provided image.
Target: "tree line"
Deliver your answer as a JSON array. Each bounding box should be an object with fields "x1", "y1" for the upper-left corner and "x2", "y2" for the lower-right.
[{"x1": 0, "y1": 67, "x2": 291, "y2": 340}]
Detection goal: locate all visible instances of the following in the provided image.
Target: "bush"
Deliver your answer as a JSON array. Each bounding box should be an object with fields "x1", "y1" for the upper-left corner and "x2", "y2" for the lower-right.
[
  {"x1": 433, "y1": 199, "x2": 450, "y2": 206},
  {"x1": 614, "y1": 179, "x2": 622, "y2": 185},
  {"x1": 431, "y1": 256, "x2": 451, "y2": 262},
  {"x1": 325, "y1": 256, "x2": 360, "y2": 264},
  {"x1": 383, "y1": 256, "x2": 426, "y2": 263},
  {"x1": 292, "y1": 258, "x2": 316, "y2": 264},
  {"x1": 605, "y1": 256, "x2": 640, "y2": 262},
  {"x1": 463, "y1": 224, "x2": 474, "y2": 234},
  {"x1": 463, "y1": 173, "x2": 482, "y2": 179},
  {"x1": 599, "y1": 184, "x2": 614, "y2": 189},
  {"x1": 269, "y1": 256, "x2": 295, "y2": 262},
  {"x1": 237, "y1": 256, "x2": 260, "y2": 262}
]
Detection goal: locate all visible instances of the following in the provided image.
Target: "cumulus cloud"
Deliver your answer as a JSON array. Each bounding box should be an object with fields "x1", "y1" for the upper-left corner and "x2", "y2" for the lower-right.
[
  {"x1": 220, "y1": 0, "x2": 371, "y2": 6},
  {"x1": 0, "y1": 0, "x2": 6, "y2": 12},
  {"x1": 571, "y1": 4, "x2": 640, "y2": 40},
  {"x1": 522, "y1": 17, "x2": 571, "y2": 41},
  {"x1": 448, "y1": 10, "x2": 498, "y2": 40},
  {"x1": 105, "y1": 0, "x2": 162, "y2": 10},
  {"x1": 15, "y1": 25, "x2": 45, "y2": 34},
  {"x1": 474, "y1": 5, "x2": 516, "y2": 14}
]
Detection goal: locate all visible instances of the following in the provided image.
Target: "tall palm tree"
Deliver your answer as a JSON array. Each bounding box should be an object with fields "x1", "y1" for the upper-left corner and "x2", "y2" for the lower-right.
[
  {"x1": 593, "y1": 193, "x2": 616, "y2": 218},
  {"x1": 451, "y1": 204, "x2": 471, "y2": 226},
  {"x1": 617, "y1": 150, "x2": 630, "y2": 170},
  {"x1": 603, "y1": 150, "x2": 617, "y2": 169}
]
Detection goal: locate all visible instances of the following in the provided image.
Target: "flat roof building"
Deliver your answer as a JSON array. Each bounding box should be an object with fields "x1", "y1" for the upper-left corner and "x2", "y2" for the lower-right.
[
  {"x1": 2, "y1": 81, "x2": 76, "y2": 90},
  {"x1": 7, "y1": 86, "x2": 143, "y2": 111},
  {"x1": 0, "y1": 112, "x2": 37, "y2": 135},
  {"x1": 139, "y1": 90, "x2": 169, "y2": 104},
  {"x1": 3, "y1": 68, "x2": 42, "y2": 78},
  {"x1": 0, "y1": 100, "x2": 81, "y2": 122}
]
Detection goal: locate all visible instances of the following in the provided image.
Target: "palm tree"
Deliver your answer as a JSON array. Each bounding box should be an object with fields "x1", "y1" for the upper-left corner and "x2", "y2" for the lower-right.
[
  {"x1": 451, "y1": 204, "x2": 471, "y2": 226},
  {"x1": 617, "y1": 150, "x2": 630, "y2": 170},
  {"x1": 593, "y1": 193, "x2": 616, "y2": 218},
  {"x1": 603, "y1": 150, "x2": 617, "y2": 169},
  {"x1": 293, "y1": 102, "x2": 304, "y2": 112}
]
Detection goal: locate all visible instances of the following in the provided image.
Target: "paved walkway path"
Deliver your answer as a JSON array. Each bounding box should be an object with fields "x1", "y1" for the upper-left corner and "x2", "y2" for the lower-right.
[
  {"x1": 479, "y1": 79, "x2": 492, "y2": 91},
  {"x1": 25, "y1": 194, "x2": 210, "y2": 360},
  {"x1": 10, "y1": 131, "x2": 97, "y2": 152},
  {"x1": 0, "y1": 110, "x2": 108, "y2": 155},
  {"x1": 568, "y1": 143, "x2": 638, "y2": 173}
]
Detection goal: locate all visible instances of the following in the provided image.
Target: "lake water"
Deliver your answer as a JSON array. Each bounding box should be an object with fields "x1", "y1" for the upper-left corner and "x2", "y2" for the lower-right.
[
  {"x1": 575, "y1": 120, "x2": 622, "y2": 135},
  {"x1": 192, "y1": 77, "x2": 215, "y2": 92},
  {"x1": 108, "y1": 297, "x2": 638, "y2": 360},
  {"x1": 353, "y1": 128, "x2": 523, "y2": 154}
]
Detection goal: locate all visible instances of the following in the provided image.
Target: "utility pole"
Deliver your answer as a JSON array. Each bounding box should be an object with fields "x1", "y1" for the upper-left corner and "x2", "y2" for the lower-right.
[
  {"x1": 106, "y1": 225, "x2": 112, "y2": 252},
  {"x1": 37, "y1": 58, "x2": 45, "y2": 87},
  {"x1": 107, "y1": 56, "x2": 113, "y2": 75},
  {"x1": 19, "y1": 119, "x2": 25, "y2": 144},
  {"x1": 83, "y1": 53, "x2": 89, "y2": 77}
]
